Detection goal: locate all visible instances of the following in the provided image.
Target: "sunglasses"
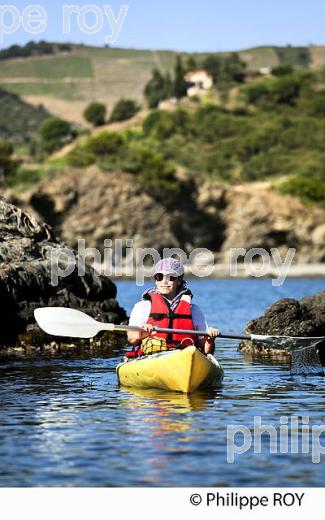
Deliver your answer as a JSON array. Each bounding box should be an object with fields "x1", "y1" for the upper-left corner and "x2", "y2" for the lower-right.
[{"x1": 154, "y1": 273, "x2": 179, "y2": 282}]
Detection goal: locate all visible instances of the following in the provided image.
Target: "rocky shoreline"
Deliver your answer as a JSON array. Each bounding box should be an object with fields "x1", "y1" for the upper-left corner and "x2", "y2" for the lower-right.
[
  {"x1": 239, "y1": 291, "x2": 325, "y2": 363},
  {"x1": 0, "y1": 198, "x2": 127, "y2": 353}
]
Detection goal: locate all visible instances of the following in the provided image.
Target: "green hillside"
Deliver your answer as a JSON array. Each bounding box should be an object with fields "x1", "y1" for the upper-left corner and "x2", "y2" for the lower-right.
[
  {"x1": 1, "y1": 55, "x2": 324, "y2": 208},
  {"x1": 0, "y1": 45, "x2": 177, "y2": 104},
  {"x1": 0, "y1": 43, "x2": 323, "y2": 109},
  {"x1": 237, "y1": 46, "x2": 280, "y2": 70},
  {"x1": 0, "y1": 87, "x2": 50, "y2": 144},
  {"x1": 60, "y1": 66, "x2": 325, "y2": 207},
  {"x1": 0, "y1": 54, "x2": 93, "y2": 79}
]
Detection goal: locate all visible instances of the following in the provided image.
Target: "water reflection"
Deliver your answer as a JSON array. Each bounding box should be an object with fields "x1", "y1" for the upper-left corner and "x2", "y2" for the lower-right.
[{"x1": 119, "y1": 386, "x2": 220, "y2": 413}]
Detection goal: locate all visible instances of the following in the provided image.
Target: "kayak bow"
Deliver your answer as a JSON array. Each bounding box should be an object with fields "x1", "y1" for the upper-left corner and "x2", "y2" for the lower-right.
[{"x1": 116, "y1": 346, "x2": 224, "y2": 393}]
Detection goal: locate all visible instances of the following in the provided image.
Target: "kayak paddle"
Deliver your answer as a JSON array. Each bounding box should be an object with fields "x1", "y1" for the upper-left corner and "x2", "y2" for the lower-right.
[
  {"x1": 34, "y1": 307, "x2": 325, "y2": 350},
  {"x1": 34, "y1": 307, "x2": 239, "y2": 338}
]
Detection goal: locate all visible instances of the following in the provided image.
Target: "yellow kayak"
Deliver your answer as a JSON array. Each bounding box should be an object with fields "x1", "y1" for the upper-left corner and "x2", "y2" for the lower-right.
[{"x1": 116, "y1": 346, "x2": 224, "y2": 393}]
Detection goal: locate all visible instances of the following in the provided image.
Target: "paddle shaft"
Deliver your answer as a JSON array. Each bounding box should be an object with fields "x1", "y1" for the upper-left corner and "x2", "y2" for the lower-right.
[
  {"x1": 155, "y1": 327, "x2": 250, "y2": 340},
  {"x1": 111, "y1": 324, "x2": 250, "y2": 340}
]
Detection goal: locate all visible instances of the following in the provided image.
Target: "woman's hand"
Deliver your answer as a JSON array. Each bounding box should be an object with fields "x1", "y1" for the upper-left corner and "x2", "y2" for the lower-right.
[
  {"x1": 206, "y1": 327, "x2": 220, "y2": 342},
  {"x1": 204, "y1": 327, "x2": 220, "y2": 355},
  {"x1": 127, "y1": 324, "x2": 156, "y2": 344},
  {"x1": 141, "y1": 324, "x2": 156, "y2": 337}
]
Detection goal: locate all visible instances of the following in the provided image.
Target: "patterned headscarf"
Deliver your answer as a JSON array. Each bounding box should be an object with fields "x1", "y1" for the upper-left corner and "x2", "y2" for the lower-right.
[{"x1": 153, "y1": 257, "x2": 184, "y2": 277}]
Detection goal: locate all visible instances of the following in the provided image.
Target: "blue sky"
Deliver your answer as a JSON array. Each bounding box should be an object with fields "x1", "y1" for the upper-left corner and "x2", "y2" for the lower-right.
[{"x1": 0, "y1": 0, "x2": 324, "y2": 51}]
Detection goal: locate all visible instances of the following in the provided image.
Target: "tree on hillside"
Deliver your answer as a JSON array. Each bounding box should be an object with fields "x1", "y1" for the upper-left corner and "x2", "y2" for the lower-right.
[
  {"x1": 202, "y1": 55, "x2": 222, "y2": 85},
  {"x1": 185, "y1": 55, "x2": 197, "y2": 72},
  {"x1": 83, "y1": 101, "x2": 107, "y2": 126},
  {"x1": 299, "y1": 89, "x2": 325, "y2": 116},
  {"x1": 174, "y1": 55, "x2": 188, "y2": 99},
  {"x1": 269, "y1": 76, "x2": 302, "y2": 105},
  {"x1": 39, "y1": 117, "x2": 74, "y2": 154},
  {"x1": 203, "y1": 53, "x2": 246, "y2": 86},
  {"x1": 164, "y1": 72, "x2": 173, "y2": 99},
  {"x1": 244, "y1": 83, "x2": 270, "y2": 105},
  {"x1": 0, "y1": 40, "x2": 55, "y2": 60},
  {"x1": 0, "y1": 87, "x2": 50, "y2": 146},
  {"x1": 144, "y1": 68, "x2": 172, "y2": 108},
  {"x1": 272, "y1": 65, "x2": 294, "y2": 77},
  {"x1": 0, "y1": 139, "x2": 17, "y2": 183},
  {"x1": 222, "y1": 53, "x2": 246, "y2": 83},
  {"x1": 244, "y1": 73, "x2": 311, "y2": 108},
  {"x1": 110, "y1": 99, "x2": 139, "y2": 122}
]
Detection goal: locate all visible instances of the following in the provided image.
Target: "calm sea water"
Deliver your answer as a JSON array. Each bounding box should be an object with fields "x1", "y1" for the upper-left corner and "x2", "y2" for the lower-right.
[{"x1": 0, "y1": 278, "x2": 324, "y2": 487}]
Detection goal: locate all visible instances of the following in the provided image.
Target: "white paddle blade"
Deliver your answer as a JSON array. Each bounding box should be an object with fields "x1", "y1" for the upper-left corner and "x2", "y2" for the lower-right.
[{"x1": 34, "y1": 307, "x2": 113, "y2": 338}]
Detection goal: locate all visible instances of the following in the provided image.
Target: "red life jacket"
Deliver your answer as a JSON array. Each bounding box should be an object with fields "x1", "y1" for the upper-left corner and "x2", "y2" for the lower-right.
[{"x1": 146, "y1": 292, "x2": 197, "y2": 346}]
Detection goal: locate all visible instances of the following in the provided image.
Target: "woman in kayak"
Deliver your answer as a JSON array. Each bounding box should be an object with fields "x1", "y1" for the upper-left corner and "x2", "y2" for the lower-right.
[{"x1": 127, "y1": 257, "x2": 220, "y2": 357}]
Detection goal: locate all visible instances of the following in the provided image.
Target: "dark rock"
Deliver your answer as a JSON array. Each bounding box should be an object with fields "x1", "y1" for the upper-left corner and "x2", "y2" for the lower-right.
[
  {"x1": 300, "y1": 291, "x2": 325, "y2": 323},
  {"x1": 0, "y1": 197, "x2": 127, "y2": 349},
  {"x1": 239, "y1": 291, "x2": 325, "y2": 360}
]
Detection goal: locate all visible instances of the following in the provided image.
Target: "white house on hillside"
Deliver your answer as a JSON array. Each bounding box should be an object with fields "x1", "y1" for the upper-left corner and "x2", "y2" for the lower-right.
[
  {"x1": 259, "y1": 67, "x2": 271, "y2": 75},
  {"x1": 184, "y1": 69, "x2": 213, "y2": 97}
]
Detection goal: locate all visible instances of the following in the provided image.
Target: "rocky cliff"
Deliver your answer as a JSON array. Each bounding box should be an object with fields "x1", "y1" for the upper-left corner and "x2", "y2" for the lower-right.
[{"x1": 9, "y1": 166, "x2": 325, "y2": 265}]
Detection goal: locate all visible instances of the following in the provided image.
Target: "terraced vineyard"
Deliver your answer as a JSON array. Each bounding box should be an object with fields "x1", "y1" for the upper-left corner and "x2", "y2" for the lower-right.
[{"x1": 0, "y1": 43, "x2": 324, "y2": 124}]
